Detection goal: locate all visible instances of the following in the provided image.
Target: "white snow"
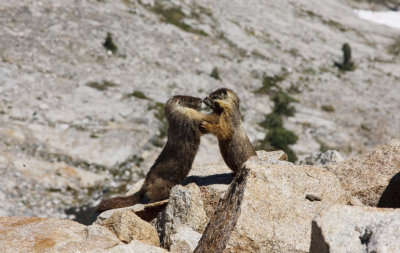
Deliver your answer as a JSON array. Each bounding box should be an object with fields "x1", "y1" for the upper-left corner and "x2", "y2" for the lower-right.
[{"x1": 355, "y1": 10, "x2": 400, "y2": 30}]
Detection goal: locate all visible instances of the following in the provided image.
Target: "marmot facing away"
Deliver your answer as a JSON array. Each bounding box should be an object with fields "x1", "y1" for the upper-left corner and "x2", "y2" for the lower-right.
[
  {"x1": 96, "y1": 95, "x2": 218, "y2": 213},
  {"x1": 201, "y1": 88, "x2": 256, "y2": 175}
]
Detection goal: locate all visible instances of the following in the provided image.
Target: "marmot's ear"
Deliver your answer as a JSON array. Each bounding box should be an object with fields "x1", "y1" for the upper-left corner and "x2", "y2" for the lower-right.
[{"x1": 222, "y1": 89, "x2": 228, "y2": 95}]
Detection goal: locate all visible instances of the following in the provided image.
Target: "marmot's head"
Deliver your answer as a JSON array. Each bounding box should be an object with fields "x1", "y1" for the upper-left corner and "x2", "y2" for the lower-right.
[
  {"x1": 173, "y1": 95, "x2": 202, "y2": 109},
  {"x1": 203, "y1": 88, "x2": 239, "y2": 112},
  {"x1": 165, "y1": 95, "x2": 202, "y2": 116}
]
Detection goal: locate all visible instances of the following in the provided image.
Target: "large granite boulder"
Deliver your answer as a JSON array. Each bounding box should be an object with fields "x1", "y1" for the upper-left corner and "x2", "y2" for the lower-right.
[
  {"x1": 325, "y1": 139, "x2": 400, "y2": 207},
  {"x1": 195, "y1": 155, "x2": 347, "y2": 252},
  {"x1": 310, "y1": 205, "x2": 400, "y2": 253}
]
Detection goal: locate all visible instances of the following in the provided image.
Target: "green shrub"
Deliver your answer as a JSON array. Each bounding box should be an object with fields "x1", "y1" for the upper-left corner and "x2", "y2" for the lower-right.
[
  {"x1": 334, "y1": 43, "x2": 355, "y2": 71},
  {"x1": 321, "y1": 105, "x2": 335, "y2": 112},
  {"x1": 148, "y1": 102, "x2": 168, "y2": 147},
  {"x1": 282, "y1": 147, "x2": 297, "y2": 163},
  {"x1": 256, "y1": 71, "x2": 299, "y2": 162},
  {"x1": 388, "y1": 36, "x2": 400, "y2": 55},
  {"x1": 266, "y1": 128, "x2": 298, "y2": 162},
  {"x1": 255, "y1": 74, "x2": 286, "y2": 94},
  {"x1": 257, "y1": 127, "x2": 298, "y2": 162},
  {"x1": 103, "y1": 32, "x2": 118, "y2": 54},
  {"x1": 210, "y1": 67, "x2": 221, "y2": 80},
  {"x1": 266, "y1": 128, "x2": 298, "y2": 150},
  {"x1": 146, "y1": 3, "x2": 207, "y2": 36},
  {"x1": 272, "y1": 91, "x2": 297, "y2": 116},
  {"x1": 259, "y1": 112, "x2": 282, "y2": 129},
  {"x1": 129, "y1": 90, "x2": 148, "y2": 100},
  {"x1": 86, "y1": 80, "x2": 117, "y2": 91}
]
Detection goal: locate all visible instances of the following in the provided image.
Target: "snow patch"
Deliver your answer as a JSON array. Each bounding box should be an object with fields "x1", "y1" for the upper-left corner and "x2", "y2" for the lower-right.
[{"x1": 355, "y1": 10, "x2": 400, "y2": 30}]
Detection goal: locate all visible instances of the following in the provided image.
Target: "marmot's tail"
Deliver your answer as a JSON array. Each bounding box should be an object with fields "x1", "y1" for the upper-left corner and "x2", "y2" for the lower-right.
[{"x1": 96, "y1": 190, "x2": 143, "y2": 213}]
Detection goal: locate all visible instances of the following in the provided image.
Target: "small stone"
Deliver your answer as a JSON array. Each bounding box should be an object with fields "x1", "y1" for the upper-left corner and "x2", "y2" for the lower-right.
[
  {"x1": 101, "y1": 210, "x2": 160, "y2": 246},
  {"x1": 170, "y1": 226, "x2": 202, "y2": 253}
]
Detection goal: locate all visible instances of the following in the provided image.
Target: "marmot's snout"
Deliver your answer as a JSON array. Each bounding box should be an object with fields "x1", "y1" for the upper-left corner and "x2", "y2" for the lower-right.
[
  {"x1": 194, "y1": 98, "x2": 202, "y2": 109},
  {"x1": 203, "y1": 97, "x2": 213, "y2": 108}
]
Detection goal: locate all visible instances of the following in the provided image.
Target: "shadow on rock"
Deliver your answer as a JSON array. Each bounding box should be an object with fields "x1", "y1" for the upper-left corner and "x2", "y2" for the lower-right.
[
  {"x1": 377, "y1": 172, "x2": 400, "y2": 208},
  {"x1": 182, "y1": 173, "x2": 234, "y2": 186},
  {"x1": 65, "y1": 204, "x2": 99, "y2": 225}
]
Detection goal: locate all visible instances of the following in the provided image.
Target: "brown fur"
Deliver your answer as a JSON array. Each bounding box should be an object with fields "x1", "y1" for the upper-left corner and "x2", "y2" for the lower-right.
[
  {"x1": 201, "y1": 88, "x2": 256, "y2": 175},
  {"x1": 96, "y1": 95, "x2": 218, "y2": 213}
]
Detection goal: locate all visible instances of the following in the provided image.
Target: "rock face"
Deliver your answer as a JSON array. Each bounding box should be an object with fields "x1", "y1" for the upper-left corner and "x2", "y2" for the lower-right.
[
  {"x1": 154, "y1": 183, "x2": 208, "y2": 249},
  {"x1": 325, "y1": 139, "x2": 400, "y2": 207},
  {"x1": 0, "y1": 216, "x2": 120, "y2": 252},
  {"x1": 194, "y1": 156, "x2": 347, "y2": 253},
  {"x1": 100, "y1": 210, "x2": 160, "y2": 246},
  {"x1": 0, "y1": 216, "x2": 168, "y2": 252},
  {"x1": 310, "y1": 205, "x2": 400, "y2": 253}
]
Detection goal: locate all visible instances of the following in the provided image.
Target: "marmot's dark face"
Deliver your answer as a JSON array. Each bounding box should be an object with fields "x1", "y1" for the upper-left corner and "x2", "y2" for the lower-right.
[
  {"x1": 203, "y1": 88, "x2": 230, "y2": 111},
  {"x1": 174, "y1": 95, "x2": 202, "y2": 110}
]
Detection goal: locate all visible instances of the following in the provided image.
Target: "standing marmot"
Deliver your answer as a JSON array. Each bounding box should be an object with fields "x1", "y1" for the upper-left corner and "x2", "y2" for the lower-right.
[
  {"x1": 201, "y1": 88, "x2": 256, "y2": 175},
  {"x1": 96, "y1": 95, "x2": 218, "y2": 213}
]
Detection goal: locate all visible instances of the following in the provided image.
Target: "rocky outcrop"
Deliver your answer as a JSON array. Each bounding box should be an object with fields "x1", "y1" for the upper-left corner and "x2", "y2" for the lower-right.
[
  {"x1": 0, "y1": 216, "x2": 167, "y2": 253},
  {"x1": 0, "y1": 216, "x2": 119, "y2": 252},
  {"x1": 100, "y1": 210, "x2": 160, "y2": 246},
  {"x1": 310, "y1": 205, "x2": 400, "y2": 253},
  {"x1": 325, "y1": 139, "x2": 400, "y2": 207},
  {"x1": 2, "y1": 141, "x2": 400, "y2": 252},
  {"x1": 299, "y1": 150, "x2": 344, "y2": 165},
  {"x1": 194, "y1": 155, "x2": 347, "y2": 253}
]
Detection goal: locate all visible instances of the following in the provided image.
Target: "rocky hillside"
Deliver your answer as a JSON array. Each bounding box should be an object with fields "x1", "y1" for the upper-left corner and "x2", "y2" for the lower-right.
[
  {"x1": 0, "y1": 0, "x2": 399, "y2": 218},
  {"x1": 0, "y1": 141, "x2": 399, "y2": 252}
]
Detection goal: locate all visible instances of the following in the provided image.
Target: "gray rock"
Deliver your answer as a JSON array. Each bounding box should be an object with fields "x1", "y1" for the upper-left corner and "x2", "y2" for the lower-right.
[
  {"x1": 299, "y1": 150, "x2": 343, "y2": 165},
  {"x1": 310, "y1": 205, "x2": 400, "y2": 253},
  {"x1": 170, "y1": 226, "x2": 203, "y2": 253},
  {"x1": 325, "y1": 139, "x2": 400, "y2": 207},
  {"x1": 102, "y1": 240, "x2": 168, "y2": 253},
  {"x1": 86, "y1": 224, "x2": 119, "y2": 241}
]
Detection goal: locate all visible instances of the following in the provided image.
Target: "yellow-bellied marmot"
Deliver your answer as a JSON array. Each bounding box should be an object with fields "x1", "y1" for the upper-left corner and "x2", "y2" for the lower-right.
[
  {"x1": 96, "y1": 95, "x2": 218, "y2": 213},
  {"x1": 201, "y1": 88, "x2": 256, "y2": 175}
]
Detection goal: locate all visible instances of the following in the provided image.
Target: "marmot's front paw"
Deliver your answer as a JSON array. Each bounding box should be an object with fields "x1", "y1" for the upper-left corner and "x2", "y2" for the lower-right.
[{"x1": 200, "y1": 121, "x2": 211, "y2": 134}]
